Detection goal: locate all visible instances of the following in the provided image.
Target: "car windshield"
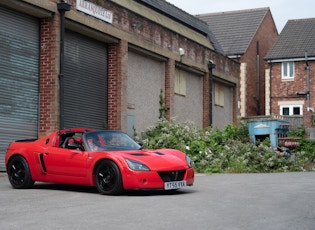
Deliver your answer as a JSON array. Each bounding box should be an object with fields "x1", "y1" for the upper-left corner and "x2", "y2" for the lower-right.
[{"x1": 83, "y1": 130, "x2": 141, "y2": 151}]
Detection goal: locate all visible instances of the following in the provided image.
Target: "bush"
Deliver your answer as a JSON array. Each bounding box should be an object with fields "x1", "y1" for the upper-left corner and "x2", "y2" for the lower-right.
[{"x1": 137, "y1": 119, "x2": 314, "y2": 173}]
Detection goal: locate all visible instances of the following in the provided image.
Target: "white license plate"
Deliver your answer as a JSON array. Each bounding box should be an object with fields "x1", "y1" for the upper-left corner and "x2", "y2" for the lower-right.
[{"x1": 164, "y1": 181, "x2": 187, "y2": 190}]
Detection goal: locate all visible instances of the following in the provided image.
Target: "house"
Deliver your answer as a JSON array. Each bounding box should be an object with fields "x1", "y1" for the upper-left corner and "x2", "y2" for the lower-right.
[
  {"x1": 265, "y1": 18, "x2": 315, "y2": 136},
  {"x1": 0, "y1": 0, "x2": 240, "y2": 171},
  {"x1": 197, "y1": 8, "x2": 278, "y2": 117}
]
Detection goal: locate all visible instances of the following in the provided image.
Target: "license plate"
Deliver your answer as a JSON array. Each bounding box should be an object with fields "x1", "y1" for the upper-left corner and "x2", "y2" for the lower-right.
[{"x1": 164, "y1": 181, "x2": 186, "y2": 190}]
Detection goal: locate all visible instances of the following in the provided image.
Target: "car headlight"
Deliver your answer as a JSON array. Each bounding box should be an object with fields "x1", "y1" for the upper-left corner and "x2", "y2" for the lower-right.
[
  {"x1": 186, "y1": 155, "x2": 193, "y2": 168},
  {"x1": 125, "y1": 159, "x2": 150, "y2": 171}
]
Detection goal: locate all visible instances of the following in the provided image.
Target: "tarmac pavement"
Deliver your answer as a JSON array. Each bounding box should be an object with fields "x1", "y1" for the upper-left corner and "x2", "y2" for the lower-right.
[{"x1": 0, "y1": 172, "x2": 315, "y2": 230}]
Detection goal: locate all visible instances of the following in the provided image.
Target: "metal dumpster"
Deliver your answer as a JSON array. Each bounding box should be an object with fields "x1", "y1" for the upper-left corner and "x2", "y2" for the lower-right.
[{"x1": 247, "y1": 118, "x2": 289, "y2": 149}]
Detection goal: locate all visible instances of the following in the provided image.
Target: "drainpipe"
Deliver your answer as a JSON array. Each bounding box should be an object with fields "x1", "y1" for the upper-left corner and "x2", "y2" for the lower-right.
[
  {"x1": 256, "y1": 41, "x2": 260, "y2": 115},
  {"x1": 208, "y1": 60, "x2": 216, "y2": 126},
  {"x1": 305, "y1": 52, "x2": 311, "y2": 111},
  {"x1": 57, "y1": 1, "x2": 71, "y2": 129}
]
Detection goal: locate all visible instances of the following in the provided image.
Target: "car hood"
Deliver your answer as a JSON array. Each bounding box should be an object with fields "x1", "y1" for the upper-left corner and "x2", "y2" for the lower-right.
[{"x1": 112, "y1": 149, "x2": 189, "y2": 171}]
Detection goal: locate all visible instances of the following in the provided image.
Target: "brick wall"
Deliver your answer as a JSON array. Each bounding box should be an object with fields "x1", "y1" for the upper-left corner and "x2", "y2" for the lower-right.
[
  {"x1": 271, "y1": 63, "x2": 307, "y2": 100},
  {"x1": 103, "y1": 0, "x2": 239, "y2": 129},
  {"x1": 107, "y1": 40, "x2": 128, "y2": 130},
  {"x1": 270, "y1": 61, "x2": 315, "y2": 129},
  {"x1": 240, "y1": 10, "x2": 278, "y2": 117},
  {"x1": 39, "y1": 15, "x2": 59, "y2": 137},
  {"x1": 36, "y1": 0, "x2": 240, "y2": 135},
  {"x1": 210, "y1": 52, "x2": 240, "y2": 126}
]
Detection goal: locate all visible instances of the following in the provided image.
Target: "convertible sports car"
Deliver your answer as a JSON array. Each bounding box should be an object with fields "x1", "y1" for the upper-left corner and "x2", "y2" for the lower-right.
[{"x1": 5, "y1": 128, "x2": 194, "y2": 195}]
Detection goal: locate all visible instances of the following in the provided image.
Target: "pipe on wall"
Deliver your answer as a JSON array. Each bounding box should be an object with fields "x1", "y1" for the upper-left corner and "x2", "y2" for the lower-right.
[
  {"x1": 305, "y1": 52, "x2": 310, "y2": 110},
  {"x1": 256, "y1": 41, "x2": 260, "y2": 115},
  {"x1": 208, "y1": 60, "x2": 216, "y2": 126},
  {"x1": 57, "y1": 1, "x2": 71, "y2": 129}
]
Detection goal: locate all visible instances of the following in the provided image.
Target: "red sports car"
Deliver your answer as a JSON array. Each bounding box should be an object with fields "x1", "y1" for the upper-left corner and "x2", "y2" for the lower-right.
[{"x1": 5, "y1": 128, "x2": 194, "y2": 195}]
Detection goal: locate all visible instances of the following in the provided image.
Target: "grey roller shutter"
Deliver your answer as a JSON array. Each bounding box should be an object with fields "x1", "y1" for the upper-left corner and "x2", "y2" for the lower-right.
[
  {"x1": 0, "y1": 7, "x2": 39, "y2": 171},
  {"x1": 64, "y1": 30, "x2": 108, "y2": 130}
]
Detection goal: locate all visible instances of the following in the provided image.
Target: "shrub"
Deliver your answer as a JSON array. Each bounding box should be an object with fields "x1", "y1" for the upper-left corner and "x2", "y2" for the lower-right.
[{"x1": 137, "y1": 119, "x2": 314, "y2": 173}]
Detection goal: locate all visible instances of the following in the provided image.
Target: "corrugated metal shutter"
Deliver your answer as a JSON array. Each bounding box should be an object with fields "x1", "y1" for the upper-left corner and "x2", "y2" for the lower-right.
[
  {"x1": 0, "y1": 7, "x2": 39, "y2": 171},
  {"x1": 64, "y1": 30, "x2": 108, "y2": 129}
]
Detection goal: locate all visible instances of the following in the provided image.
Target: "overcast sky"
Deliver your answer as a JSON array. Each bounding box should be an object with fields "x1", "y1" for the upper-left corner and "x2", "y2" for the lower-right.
[{"x1": 166, "y1": 0, "x2": 315, "y2": 33}]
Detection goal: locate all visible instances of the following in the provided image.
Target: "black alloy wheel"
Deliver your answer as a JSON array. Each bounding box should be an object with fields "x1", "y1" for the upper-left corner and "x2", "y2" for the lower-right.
[
  {"x1": 95, "y1": 160, "x2": 123, "y2": 195},
  {"x1": 7, "y1": 156, "x2": 34, "y2": 189}
]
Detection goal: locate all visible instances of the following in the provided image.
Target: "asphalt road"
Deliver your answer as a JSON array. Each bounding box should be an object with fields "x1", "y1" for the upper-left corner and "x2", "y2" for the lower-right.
[{"x1": 0, "y1": 172, "x2": 315, "y2": 230}]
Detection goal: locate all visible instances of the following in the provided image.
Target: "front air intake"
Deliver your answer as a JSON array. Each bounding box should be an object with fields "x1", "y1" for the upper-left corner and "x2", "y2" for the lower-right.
[{"x1": 157, "y1": 170, "x2": 185, "y2": 182}]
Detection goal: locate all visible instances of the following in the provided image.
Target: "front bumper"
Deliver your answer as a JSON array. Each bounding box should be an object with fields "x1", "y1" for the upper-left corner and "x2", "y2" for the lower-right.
[{"x1": 122, "y1": 167, "x2": 194, "y2": 190}]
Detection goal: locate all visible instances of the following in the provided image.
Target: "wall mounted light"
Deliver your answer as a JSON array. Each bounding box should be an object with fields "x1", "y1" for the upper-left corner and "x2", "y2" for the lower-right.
[{"x1": 179, "y1": 48, "x2": 185, "y2": 56}]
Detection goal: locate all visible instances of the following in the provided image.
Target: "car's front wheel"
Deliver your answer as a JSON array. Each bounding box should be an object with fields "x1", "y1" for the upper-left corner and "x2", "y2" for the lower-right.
[
  {"x1": 95, "y1": 160, "x2": 123, "y2": 195},
  {"x1": 7, "y1": 155, "x2": 34, "y2": 189}
]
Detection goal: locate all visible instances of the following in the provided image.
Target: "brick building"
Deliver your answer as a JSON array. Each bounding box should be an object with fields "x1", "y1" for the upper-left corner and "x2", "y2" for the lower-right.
[
  {"x1": 0, "y1": 0, "x2": 240, "y2": 170},
  {"x1": 197, "y1": 8, "x2": 278, "y2": 117},
  {"x1": 265, "y1": 18, "x2": 315, "y2": 135}
]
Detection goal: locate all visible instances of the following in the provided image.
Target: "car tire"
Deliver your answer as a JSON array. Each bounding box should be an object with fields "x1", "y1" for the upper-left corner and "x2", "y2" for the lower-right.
[
  {"x1": 7, "y1": 156, "x2": 34, "y2": 189},
  {"x1": 95, "y1": 160, "x2": 124, "y2": 195}
]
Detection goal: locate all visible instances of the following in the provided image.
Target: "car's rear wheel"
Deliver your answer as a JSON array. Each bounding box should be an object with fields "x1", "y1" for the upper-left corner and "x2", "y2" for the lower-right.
[
  {"x1": 95, "y1": 160, "x2": 123, "y2": 195},
  {"x1": 7, "y1": 156, "x2": 34, "y2": 189}
]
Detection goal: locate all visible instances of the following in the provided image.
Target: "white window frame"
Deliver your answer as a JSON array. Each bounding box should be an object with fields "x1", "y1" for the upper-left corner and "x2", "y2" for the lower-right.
[
  {"x1": 281, "y1": 61, "x2": 294, "y2": 79},
  {"x1": 280, "y1": 105, "x2": 303, "y2": 115}
]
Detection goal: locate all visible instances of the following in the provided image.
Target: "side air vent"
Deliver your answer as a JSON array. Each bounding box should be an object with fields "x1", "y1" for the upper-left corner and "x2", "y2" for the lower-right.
[
  {"x1": 154, "y1": 152, "x2": 164, "y2": 155},
  {"x1": 39, "y1": 153, "x2": 47, "y2": 172}
]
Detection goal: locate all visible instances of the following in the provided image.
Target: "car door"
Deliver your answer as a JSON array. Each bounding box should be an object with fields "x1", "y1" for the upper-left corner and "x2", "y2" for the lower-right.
[{"x1": 42, "y1": 146, "x2": 88, "y2": 178}]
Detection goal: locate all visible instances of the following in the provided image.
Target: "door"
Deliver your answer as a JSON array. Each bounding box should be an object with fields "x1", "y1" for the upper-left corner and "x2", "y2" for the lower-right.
[
  {"x1": 0, "y1": 7, "x2": 39, "y2": 171},
  {"x1": 63, "y1": 30, "x2": 108, "y2": 129},
  {"x1": 43, "y1": 147, "x2": 88, "y2": 178}
]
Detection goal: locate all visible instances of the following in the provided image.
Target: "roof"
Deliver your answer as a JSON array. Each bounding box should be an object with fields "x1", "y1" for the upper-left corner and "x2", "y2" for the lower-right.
[
  {"x1": 135, "y1": 0, "x2": 224, "y2": 53},
  {"x1": 265, "y1": 18, "x2": 315, "y2": 61},
  {"x1": 196, "y1": 8, "x2": 270, "y2": 56}
]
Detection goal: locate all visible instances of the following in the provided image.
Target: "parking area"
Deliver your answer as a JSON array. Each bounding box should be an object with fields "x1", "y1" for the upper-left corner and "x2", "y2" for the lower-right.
[{"x1": 0, "y1": 172, "x2": 315, "y2": 230}]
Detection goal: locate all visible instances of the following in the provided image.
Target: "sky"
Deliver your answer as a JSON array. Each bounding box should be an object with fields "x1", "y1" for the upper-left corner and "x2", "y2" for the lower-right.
[{"x1": 166, "y1": 0, "x2": 315, "y2": 33}]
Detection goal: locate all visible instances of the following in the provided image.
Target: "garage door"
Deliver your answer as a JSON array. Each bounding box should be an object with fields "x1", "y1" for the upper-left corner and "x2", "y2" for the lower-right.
[
  {"x1": 0, "y1": 7, "x2": 39, "y2": 171},
  {"x1": 64, "y1": 30, "x2": 108, "y2": 129}
]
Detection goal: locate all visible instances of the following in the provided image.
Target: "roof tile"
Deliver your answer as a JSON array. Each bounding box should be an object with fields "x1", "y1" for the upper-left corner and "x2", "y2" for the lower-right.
[
  {"x1": 136, "y1": 0, "x2": 224, "y2": 53},
  {"x1": 265, "y1": 18, "x2": 315, "y2": 60},
  {"x1": 197, "y1": 8, "x2": 270, "y2": 56}
]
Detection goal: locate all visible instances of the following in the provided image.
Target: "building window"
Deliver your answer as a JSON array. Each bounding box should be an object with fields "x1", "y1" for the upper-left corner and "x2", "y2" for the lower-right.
[
  {"x1": 214, "y1": 83, "x2": 224, "y2": 107},
  {"x1": 280, "y1": 105, "x2": 302, "y2": 115},
  {"x1": 175, "y1": 69, "x2": 186, "y2": 96},
  {"x1": 282, "y1": 61, "x2": 294, "y2": 79}
]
